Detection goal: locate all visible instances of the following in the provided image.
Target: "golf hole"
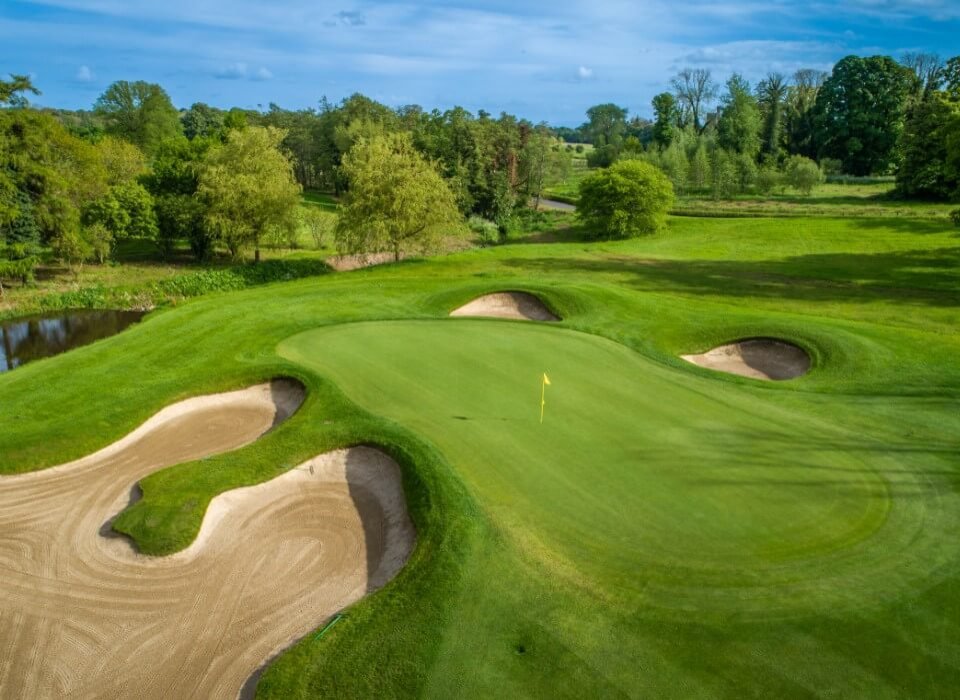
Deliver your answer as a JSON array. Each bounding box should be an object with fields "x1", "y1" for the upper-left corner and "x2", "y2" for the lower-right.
[{"x1": 681, "y1": 338, "x2": 811, "y2": 381}]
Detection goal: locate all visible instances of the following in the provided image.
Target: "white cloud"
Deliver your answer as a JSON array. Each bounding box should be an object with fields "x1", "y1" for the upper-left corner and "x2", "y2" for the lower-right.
[
  {"x1": 253, "y1": 66, "x2": 273, "y2": 81},
  {"x1": 75, "y1": 64, "x2": 93, "y2": 81},
  {"x1": 577, "y1": 65, "x2": 594, "y2": 79},
  {"x1": 215, "y1": 62, "x2": 247, "y2": 79}
]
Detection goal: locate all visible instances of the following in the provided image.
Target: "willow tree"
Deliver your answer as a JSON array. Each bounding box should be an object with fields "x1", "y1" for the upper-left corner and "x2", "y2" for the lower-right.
[
  {"x1": 199, "y1": 126, "x2": 301, "y2": 262},
  {"x1": 336, "y1": 132, "x2": 462, "y2": 262}
]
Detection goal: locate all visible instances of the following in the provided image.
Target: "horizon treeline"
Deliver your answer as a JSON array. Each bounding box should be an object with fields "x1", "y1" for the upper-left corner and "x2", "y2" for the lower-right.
[{"x1": 2, "y1": 51, "x2": 959, "y2": 277}]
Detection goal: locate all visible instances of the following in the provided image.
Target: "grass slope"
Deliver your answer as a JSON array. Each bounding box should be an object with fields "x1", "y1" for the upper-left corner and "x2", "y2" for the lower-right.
[{"x1": 0, "y1": 215, "x2": 958, "y2": 697}]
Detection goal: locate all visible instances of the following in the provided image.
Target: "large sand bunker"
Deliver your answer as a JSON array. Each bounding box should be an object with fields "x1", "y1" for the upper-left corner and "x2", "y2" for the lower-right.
[
  {"x1": 450, "y1": 291, "x2": 559, "y2": 322},
  {"x1": 681, "y1": 338, "x2": 811, "y2": 381},
  {"x1": 0, "y1": 381, "x2": 415, "y2": 699}
]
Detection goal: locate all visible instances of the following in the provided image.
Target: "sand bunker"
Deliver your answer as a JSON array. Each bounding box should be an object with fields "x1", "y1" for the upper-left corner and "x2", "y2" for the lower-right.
[
  {"x1": 681, "y1": 338, "x2": 811, "y2": 381},
  {"x1": 450, "y1": 291, "x2": 559, "y2": 322},
  {"x1": 0, "y1": 381, "x2": 415, "y2": 700}
]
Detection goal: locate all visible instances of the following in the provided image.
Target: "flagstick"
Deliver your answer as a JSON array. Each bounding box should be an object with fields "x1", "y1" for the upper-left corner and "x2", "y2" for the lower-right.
[{"x1": 540, "y1": 375, "x2": 546, "y2": 424}]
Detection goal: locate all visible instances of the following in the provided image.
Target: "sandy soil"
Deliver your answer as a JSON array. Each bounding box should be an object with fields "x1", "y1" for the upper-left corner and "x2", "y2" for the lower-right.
[
  {"x1": 326, "y1": 252, "x2": 402, "y2": 271},
  {"x1": 681, "y1": 339, "x2": 811, "y2": 381},
  {"x1": 450, "y1": 292, "x2": 559, "y2": 322},
  {"x1": 0, "y1": 381, "x2": 415, "y2": 699}
]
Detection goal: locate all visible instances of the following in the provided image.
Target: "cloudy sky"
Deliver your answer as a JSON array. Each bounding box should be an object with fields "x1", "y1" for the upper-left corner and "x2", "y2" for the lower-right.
[{"x1": 2, "y1": 0, "x2": 958, "y2": 125}]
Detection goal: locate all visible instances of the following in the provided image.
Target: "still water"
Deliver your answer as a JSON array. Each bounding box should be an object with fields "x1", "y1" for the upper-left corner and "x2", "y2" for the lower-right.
[{"x1": 0, "y1": 310, "x2": 146, "y2": 373}]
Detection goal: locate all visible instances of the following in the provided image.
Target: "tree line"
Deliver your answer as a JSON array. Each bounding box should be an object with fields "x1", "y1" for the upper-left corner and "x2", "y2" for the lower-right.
[
  {"x1": 562, "y1": 54, "x2": 960, "y2": 200},
  {"x1": 2, "y1": 50, "x2": 959, "y2": 282}
]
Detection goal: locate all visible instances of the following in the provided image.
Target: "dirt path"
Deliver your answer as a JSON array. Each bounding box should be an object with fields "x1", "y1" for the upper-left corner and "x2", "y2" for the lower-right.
[
  {"x1": 450, "y1": 292, "x2": 559, "y2": 321},
  {"x1": 0, "y1": 381, "x2": 415, "y2": 699}
]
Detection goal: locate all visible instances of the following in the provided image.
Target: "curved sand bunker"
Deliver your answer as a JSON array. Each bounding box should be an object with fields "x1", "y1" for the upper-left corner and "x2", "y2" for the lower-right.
[
  {"x1": 682, "y1": 339, "x2": 811, "y2": 381},
  {"x1": 0, "y1": 381, "x2": 415, "y2": 700},
  {"x1": 450, "y1": 291, "x2": 559, "y2": 322}
]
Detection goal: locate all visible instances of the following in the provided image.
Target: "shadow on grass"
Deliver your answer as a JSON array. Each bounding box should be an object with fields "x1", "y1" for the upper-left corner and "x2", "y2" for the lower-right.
[{"x1": 501, "y1": 245, "x2": 960, "y2": 307}]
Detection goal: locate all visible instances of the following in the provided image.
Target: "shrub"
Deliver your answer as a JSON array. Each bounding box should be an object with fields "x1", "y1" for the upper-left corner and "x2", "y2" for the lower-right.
[
  {"x1": 577, "y1": 160, "x2": 674, "y2": 238},
  {"x1": 785, "y1": 155, "x2": 824, "y2": 195},
  {"x1": 756, "y1": 165, "x2": 782, "y2": 195},
  {"x1": 586, "y1": 144, "x2": 618, "y2": 168},
  {"x1": 467, "y1": 215, "x2": 499, "y2": 247},
  {"x1": 820, "y1": 158, "x2": 843, "y2": 176},
  {"x1": 951, "y1": 208, "x2": 960, "y2": 227}
]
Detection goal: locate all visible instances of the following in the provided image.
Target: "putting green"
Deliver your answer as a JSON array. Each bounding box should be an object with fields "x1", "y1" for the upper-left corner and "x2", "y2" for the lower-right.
[{"x1": 279, "y1": 320, "x2": 952, "y2": 618}]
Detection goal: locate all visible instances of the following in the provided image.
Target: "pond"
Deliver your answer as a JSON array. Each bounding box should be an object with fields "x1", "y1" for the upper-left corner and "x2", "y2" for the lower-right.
[{"x1": 0, "y1": 310, "x2": 146, "y2": 373}]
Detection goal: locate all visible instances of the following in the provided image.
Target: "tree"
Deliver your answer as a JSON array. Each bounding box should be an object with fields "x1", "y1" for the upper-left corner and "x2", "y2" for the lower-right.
[
  {"x1": 522, "y1": 127, "x2": 571, "y2": 208},
  {"x1": 0, "y1": 74, "x2": 40, "y2": 107},
  {"x1": 94, "y1": 81, "x2": 182, "y2": 154},
  {"x1": 784, "y1": 155, "x2": 823, "y2": 195},
  {"x1": 198, "y1": 126, "x2": 301, "y2": 262},
  {"x1": 785, "y1": 69, "x2": 827, "y2": 159},
  {"x1": 757, "y1": 73, "x2": 788, "y2": 162},
  {"x1": 651, "y1": 92, "x2": 680, "y2": 149},
  {"x1": 813, "y1": 55, "x2": 915, "y2": 176},
  {"x1": 900, "y1": 52, "x2": 943, "y2": 93},
  {"x1": 95, "y1": 136, "x2": 148, "y2": 186},
  {"x1": 336, "y1": 132, "x2": 462, "y2": 261},
  {"x1": 716, "y1": 74, "x2": 761, "y2": 158},
  {"x1": 671, "y1": 68, "x2": 717, "y2": 134},
  {"x1": 585, "y1": 103, "x2": 628, "y2": 148},
  {"x1": 181, "y1": 103, "x2": 225, "y2": 140},
  {"x1": 577, "y1": 160, "x2": 674, "y2": 238}
]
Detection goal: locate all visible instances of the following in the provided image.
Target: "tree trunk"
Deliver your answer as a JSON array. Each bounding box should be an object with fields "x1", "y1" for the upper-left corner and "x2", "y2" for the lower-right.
[
  {"x1": 393, "y1": 242, "x2": 401, "y2": 263},
  {"x1": 254, "y1": 246, "x2": 260, "y2": 263}
]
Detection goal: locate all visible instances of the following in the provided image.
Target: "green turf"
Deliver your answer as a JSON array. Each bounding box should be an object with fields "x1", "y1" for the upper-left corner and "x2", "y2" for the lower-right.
[{"x1": 1, "y1": 214, "x2": 959, "y2": 697}]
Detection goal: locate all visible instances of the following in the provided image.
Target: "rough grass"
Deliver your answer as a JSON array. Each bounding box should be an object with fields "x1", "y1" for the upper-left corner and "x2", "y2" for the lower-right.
[{"x1": 1, "y1": 215, "x2": 959, "y2": 697}]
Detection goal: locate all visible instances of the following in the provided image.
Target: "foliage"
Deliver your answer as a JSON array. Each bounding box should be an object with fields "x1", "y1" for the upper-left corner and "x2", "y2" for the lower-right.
[
  {"x1": 717, "y1": 74, "x2": 762, "y2": 158},
  {"x1": 467, "y1": 215, "x2": 499, "y2": 247},
  {"x1": 578, "y1": 159, "x2": 674, "y2": 238},
  {"x1": 0, "y1": 74, "x2": 40, "y2": 107},
  {"x1": 951, "y1": 208, "x2": 960, "y2": 226},
  {"x1": 96, "y1": 136, "x2": 148, "y2": 186},
  {"x1": 897, "y1": 91, "x2": 960, "y2": 199},
  {"x1": 671, "y1": 68, "x2": 718, "y2": 133},
  {"x1": 755, "y1": 164, "x2": 783, "y2": 194},
  {"x1": 757, "y1": 72, "x2": 788, "y2": 162},
  {"x1": 651, "y1": 92, "x2": 680, "y2": 149},
  {"x1": 180, "y1": 103, "x2": 225, "y2": 140},
  {"x1": 784, "y1": 155, "x2": 823, "y2": 194},
  {"x1": 94, "y1": 81, "x2": 182, "y2": 155},
  {"x1": 295, "y1": 206, "x2": 335, "y2": 250},
  {"x1": 813, "y1": 55, "x2": 915, "y2": 175},
  {"x1": 198, "y1": 126, "x2": 302, "y2": 261},
  {"x1": 336, "y1": 132, "x2": 463, "y2": 261},
  {"x1": 584, "y1": 103, "x2": 628, "y2": 148}
]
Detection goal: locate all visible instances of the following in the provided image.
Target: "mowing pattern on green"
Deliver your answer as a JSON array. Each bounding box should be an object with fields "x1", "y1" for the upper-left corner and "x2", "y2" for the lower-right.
[{"x1": 279, "y1": 320, "x2": 956, "y2": 618}]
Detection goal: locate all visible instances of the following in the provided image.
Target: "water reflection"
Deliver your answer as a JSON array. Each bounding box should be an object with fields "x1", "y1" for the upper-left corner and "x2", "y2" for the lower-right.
[{"x1": 0, "y1": 310, "x2": 145, "y2": 373}]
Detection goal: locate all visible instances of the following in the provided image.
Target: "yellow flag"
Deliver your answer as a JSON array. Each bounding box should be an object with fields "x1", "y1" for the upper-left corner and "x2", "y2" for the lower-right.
[
  {"x1": 543, "y1": 373, "x2": 551, "y2": 385},
  {"x1": 540, "y1": 373, "x2": 550, "y2": 424}
]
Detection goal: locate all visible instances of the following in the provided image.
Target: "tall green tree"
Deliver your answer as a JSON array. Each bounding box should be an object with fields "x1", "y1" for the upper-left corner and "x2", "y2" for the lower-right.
[
  {"x1": 813, "y1": 55, "x2": 915, "y2": 175},
  {"x1": 651, "y1": 92, "x2": 680, "y2": 149},
  {"x1": 716, "y1": 74, "x2": 761, "y2": 158},
  {"x1": 897, "y1": 82, "x2": 960, "y2": 199},
  {"x1": 181, "y1": 103, "x2": 225, "y2": 140},
  {"x1": 757, "y1": 73, "x2": 788, "y2": 162},
  {"x1": 336, "y1": 132, "x2": 462, "y2": 261},
  {"x1": 198, "y1": 127, "x2": 301, "y2": 262},
  {"x1": 584, "y1": 103, "x2": 628, "y2": 148},
  {"x1": 94, "y1": 81, "x2": 182, "y2": 154},
  {"x1": 0, "y1": 74, "x2": 39, "y2": 107},
  {"x1": 785, "y1": 68, "x2": 827, "y2": 159}
]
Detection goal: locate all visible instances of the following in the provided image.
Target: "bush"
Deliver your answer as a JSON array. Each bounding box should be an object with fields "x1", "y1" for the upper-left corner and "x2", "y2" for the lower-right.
[
  {"x1": 577, "y1": 160, "x2": 674, "y2": 239},
  {"x1": 951, "y1": 209, "x2": 960, "y2": 227},
  {"x1": 820, "y1": 158, "x2": 843, "y2": 176},
  {"x1": 586, "y1": 144, "x2": 618, "y2": 168},
  {"x1": 756, "y1": 165, "x2": 782, "y2": 195},
  {"x1": 467, "y1": 215, "x2": 499, "y2": 247},
  {"x1": 785, "y1": 155, "x2": 823, "y2": 195}
]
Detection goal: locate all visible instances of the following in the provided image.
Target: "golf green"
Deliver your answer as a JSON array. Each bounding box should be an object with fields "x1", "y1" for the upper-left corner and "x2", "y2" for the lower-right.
[{"x1": 279, "y1": 319, "x2": 950, "y2": 618}]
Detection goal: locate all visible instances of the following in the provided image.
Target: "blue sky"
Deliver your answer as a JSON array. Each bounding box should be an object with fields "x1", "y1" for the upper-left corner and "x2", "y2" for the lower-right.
[{"x1": 2, "y1": 0, "x2": 958, "y2": 125}]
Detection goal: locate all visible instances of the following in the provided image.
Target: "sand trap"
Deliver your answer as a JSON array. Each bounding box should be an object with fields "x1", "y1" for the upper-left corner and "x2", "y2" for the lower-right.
[
  {"x1": 450, "y1": 291, "x2": 559, "y2": 322},
  {"x1": 681, "y1": 339, "x2": 811, "y2": 381},
  {"x1": 0, "y1": 381, "x2": 415, "y2": 700}
]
